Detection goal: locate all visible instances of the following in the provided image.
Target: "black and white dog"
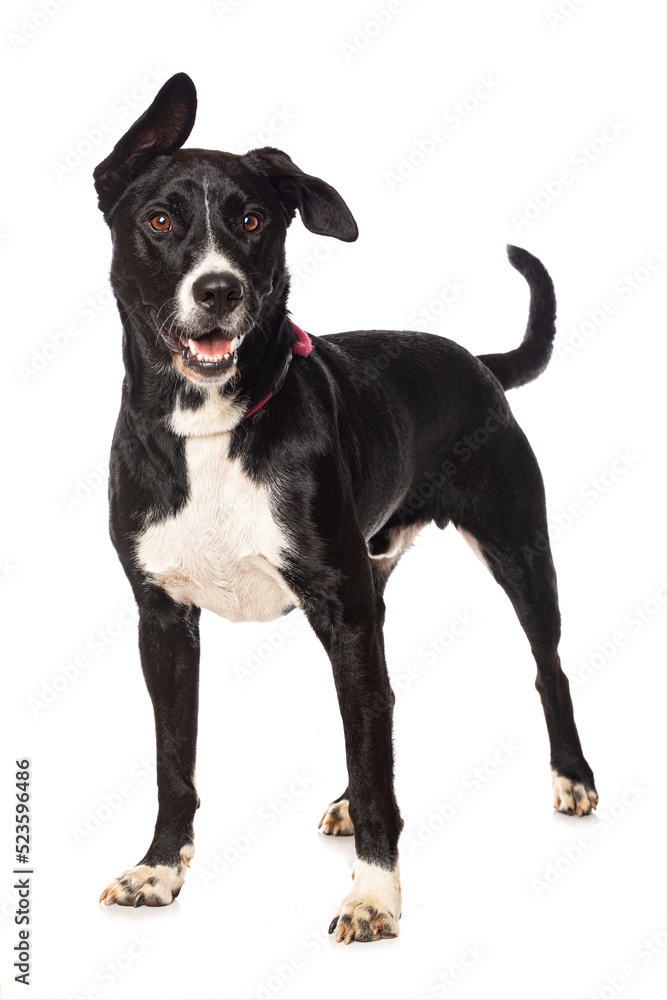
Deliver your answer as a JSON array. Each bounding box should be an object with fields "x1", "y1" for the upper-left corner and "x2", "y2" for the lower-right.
[{"x1": 94, "y1": 73, "x2": 597, "y2": 942}]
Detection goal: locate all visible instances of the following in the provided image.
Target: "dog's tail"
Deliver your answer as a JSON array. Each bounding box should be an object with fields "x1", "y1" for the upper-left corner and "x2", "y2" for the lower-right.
[{"x1": 477, "y1": 245, "x2": 556, "y2": 391}]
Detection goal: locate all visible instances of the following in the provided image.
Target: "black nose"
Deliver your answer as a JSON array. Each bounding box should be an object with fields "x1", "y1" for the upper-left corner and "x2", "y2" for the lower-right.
[{"x1": 192, "y1": 271, "x2": 244, "y2": 321}]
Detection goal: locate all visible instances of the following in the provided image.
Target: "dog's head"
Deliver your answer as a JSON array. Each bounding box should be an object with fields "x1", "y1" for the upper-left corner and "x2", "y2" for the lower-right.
[{"x1": 94, "y1": 73, "x2": 357, "y2": 385}]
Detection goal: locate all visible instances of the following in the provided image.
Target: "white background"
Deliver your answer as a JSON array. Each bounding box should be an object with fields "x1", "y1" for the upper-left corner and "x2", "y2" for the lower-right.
[{"x1": 1, "y1": 1, "x2": 665, "y2": 998}]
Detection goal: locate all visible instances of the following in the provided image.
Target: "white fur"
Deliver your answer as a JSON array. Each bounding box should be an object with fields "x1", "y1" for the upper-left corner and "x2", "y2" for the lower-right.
[
  {"x1": 457, "y1": 526, "x2": 490, "y2": 570},
  {"x1": 169, "y1": 388, "x2": 242, "y2": 437},
  {"x1": 176, "y1": 247, "x2": 245, "y2": 329},
  {"x1": 100, "y1": 844, "x2": 194, "y2": 906},
  {"x1": 137, "y1": 390, "x2": 299, "y2": 624},
  {"x1": 368, "y1": 522, "x2": 424, "y2": 561},
  {"x1": 334, "y1": 858, "x2": 402, "y2": 940},
  {"x1": 176, "y1": 182, "x2": 245, "y2": 337},
  {"x1": 351, "y1": 859, "x2": 401, "y2": 911}
]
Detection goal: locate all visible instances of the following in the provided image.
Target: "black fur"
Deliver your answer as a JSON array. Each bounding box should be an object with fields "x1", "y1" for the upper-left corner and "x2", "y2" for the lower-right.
[{"x1": 94, "y1": 74, "x2": 596, "y2": 930}]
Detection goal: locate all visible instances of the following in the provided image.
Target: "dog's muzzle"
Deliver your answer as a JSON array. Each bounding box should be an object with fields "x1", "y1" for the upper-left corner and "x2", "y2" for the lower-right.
[
  {"x1": 152, "y1": 270, "x2": 247, "y2": 376},
  {"x1": 151, "y1": 311, "x2": 245, "y2": 375}
]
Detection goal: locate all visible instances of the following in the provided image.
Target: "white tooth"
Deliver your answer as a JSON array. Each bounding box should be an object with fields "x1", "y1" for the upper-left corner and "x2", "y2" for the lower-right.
[
  {"x1": 229, "y1": 338, "x2": 237, "y2": 352},
  {"x1": 223, "y1": 353, "x2": 230, "y2": 360},
  {"x1": 188, "y1": 339, "x2": 197, "y2": 355}
]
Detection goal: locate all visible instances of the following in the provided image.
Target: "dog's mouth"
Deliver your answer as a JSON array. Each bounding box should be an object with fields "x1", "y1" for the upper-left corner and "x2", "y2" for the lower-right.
[
  {"x1": 179, "y1": 329, "x2": 239, "y2": 372},
  {"x1": 154, "y1": 315, "x2": 243, "y2": 374}
]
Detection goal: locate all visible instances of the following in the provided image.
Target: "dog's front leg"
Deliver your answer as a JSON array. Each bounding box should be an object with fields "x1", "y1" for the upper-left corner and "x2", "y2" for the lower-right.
[
  {"x1": 100, "y1": 589, "x2": 200, "y2": 907},
  {"x1": 305, "y1": 567, "x2": 403, "y2": 943}
]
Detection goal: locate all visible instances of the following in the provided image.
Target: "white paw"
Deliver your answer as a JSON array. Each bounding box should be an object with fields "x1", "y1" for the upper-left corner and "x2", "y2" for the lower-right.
[
  {"x1": 329, "y1": 859, "x2": 401, "y2": 944},
  {"x1": 99, "y1": 845, "x2": 193, "y2": 907},
  {"x1": 552, "y1": 770, "x2": 598, "y2": 816},
  {"x1": 319, "y1": 798, "x2": 354, "y2": 836}
]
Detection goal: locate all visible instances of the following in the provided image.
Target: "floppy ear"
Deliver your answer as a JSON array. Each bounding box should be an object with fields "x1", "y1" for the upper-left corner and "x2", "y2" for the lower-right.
[
  {"x1": 93, "y1": 72, "x2": 197, "y2": 215},
  {"x1": 244, "y1": 147, "x2": 358, "y2": 242}
]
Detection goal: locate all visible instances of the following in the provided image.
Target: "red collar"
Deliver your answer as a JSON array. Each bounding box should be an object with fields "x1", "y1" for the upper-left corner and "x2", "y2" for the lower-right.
[{"x1": 244, "y1": 322, "x2": 312, "y2": 419}]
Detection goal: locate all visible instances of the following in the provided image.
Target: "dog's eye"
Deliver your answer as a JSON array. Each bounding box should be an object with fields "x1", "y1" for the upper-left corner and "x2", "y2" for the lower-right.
[
  {"x1": 243, "y1": 214, "x2": 260, "y2": 232},
  {"x1": 149, "y1": 214, "x2": 172, "y2": 232}
]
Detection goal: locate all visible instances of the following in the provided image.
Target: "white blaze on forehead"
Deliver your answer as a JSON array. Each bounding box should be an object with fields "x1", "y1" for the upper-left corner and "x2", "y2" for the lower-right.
[
  {"x1": 204, "y1": 185, "x2": 214, "y2": 241},
  {"x1": 176, "y1": 183, "x2": 245, "y2": 329}
]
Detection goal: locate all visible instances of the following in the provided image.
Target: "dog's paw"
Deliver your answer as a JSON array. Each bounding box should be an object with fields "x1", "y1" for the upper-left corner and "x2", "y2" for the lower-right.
[
  {"x1": 552, "y1": 770, "x2": 598, "y2": 816},
  {"x1": 319, "y1": 798, "x2": 354, "y2": 836},
  {"x1": 329, "y1": 901, "x2": 400, "y2": 944},
  {"x1": 99, "y1": 845, "x2": 193, "y2": 907},
  {"x1": 328, "y1": 859, "x2": 401, "y2": 944}
]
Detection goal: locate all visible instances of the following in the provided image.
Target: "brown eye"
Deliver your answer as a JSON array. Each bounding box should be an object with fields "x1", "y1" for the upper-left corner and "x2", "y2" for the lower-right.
[
  {"x1": 243, "y1": 214, "x2": 260, "y2": 232},
  {"x1": 150, "y1": 214, "x2": 171, "y2": 232}
]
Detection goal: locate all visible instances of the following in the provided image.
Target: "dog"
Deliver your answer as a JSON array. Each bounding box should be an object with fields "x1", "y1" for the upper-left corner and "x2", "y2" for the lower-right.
[{"x1": 94, "y1": 72, "x2": 597, "y2": 942}]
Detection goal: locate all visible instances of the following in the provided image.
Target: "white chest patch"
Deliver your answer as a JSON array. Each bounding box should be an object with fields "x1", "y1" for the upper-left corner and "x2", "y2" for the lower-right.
[{"x1": 136, "y1": 392, "x2": 299, "y2": 624}]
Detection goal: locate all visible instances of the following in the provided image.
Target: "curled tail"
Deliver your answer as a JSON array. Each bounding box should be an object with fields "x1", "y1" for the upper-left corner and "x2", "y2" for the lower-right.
[{"x1": 478, "y1": 245, "x2": 556, "y2": 391}]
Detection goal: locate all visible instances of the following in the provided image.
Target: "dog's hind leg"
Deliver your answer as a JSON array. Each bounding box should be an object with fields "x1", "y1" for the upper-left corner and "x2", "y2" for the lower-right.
[
  {"x1": 455, "y1": 437, "x2": 597, "y2": 816},
  {"x1": 99, "y1": 590, "x2": 201, "y2": 906}
]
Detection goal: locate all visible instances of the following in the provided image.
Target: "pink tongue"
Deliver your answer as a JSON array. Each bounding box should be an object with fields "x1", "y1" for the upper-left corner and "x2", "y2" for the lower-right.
[{"x1": 192, "y1": 331, "x2": 233, "y2": 359}]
